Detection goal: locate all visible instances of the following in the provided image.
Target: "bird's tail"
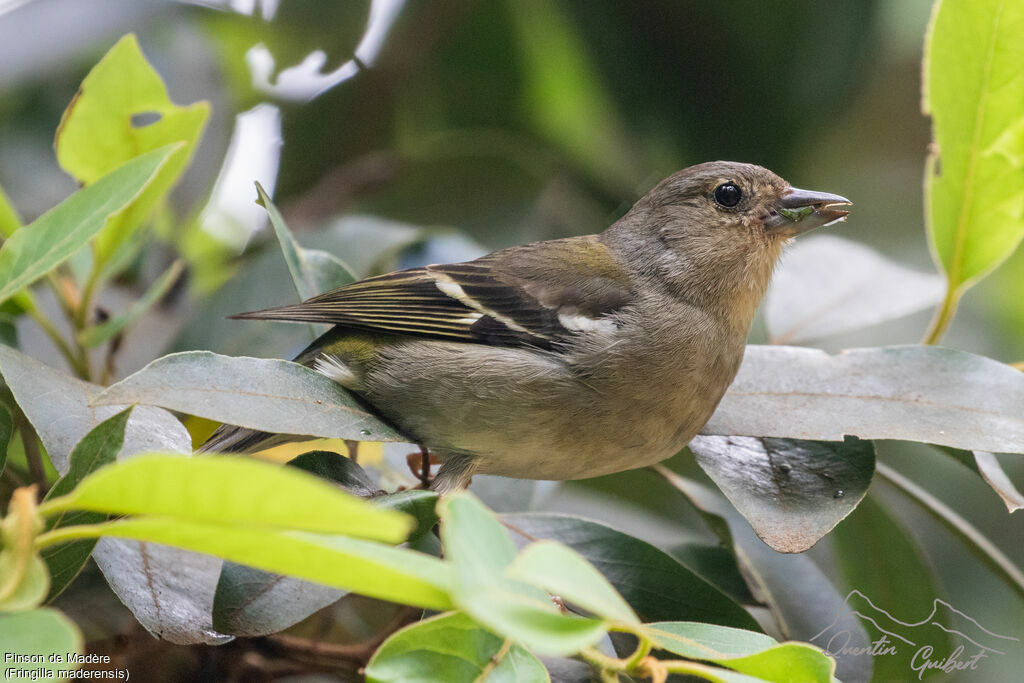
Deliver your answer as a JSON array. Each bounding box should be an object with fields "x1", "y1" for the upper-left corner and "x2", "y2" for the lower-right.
[{"x1": 198, "y1": 423, "x2": 312, "y2": 454}]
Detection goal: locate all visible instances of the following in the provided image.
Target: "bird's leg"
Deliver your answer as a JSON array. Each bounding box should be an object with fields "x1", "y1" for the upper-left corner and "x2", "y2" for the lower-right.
[
  {"x1": 405, "y1": 446, "x2": 440, "y2": 488},
  {"x1": 430, "y1": 456, "x2": 478, "y2": 494}
]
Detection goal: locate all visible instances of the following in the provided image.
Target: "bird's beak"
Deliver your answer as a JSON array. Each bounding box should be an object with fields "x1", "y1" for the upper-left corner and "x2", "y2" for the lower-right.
[{"x1": 765, "y1": 187, "x2": 851, "y2": 236}]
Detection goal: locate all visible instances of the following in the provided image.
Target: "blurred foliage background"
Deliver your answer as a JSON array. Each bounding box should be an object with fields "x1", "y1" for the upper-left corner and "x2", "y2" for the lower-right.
[{"x1": 1, "y1": 0, "x2": 1021, "y2": 681}]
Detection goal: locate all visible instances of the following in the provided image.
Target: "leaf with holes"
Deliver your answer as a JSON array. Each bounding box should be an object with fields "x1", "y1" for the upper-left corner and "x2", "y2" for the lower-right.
[{"x1": 55, "y1": 34, "x2": 208, "y2": 271}]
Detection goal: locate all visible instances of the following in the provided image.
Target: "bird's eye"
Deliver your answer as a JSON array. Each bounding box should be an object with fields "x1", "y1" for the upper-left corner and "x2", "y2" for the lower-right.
[{"x1": 713, "y1": 182, "x2": 742, "y2": 208}]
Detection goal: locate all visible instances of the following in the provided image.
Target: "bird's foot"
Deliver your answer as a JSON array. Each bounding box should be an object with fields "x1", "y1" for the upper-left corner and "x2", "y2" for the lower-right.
[{"x1": 406, "y1": 447, "x2": 441, "y2": 488}]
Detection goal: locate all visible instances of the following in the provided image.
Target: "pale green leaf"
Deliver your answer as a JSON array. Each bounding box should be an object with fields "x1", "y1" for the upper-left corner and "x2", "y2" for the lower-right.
[
  {"x1": 366, "y1": 612, "x2": 550, "y2": 683},
  {"x1": 40, "y1": 517, "x2": 454, "y2": 610},
  {"x1": 39, "y1": 453, "x2": 412, "y2": 542},
  {"x1": 924, "y1": 0, "x2": 1024, "y2": 291},
  {"x1": 56, "y1": 34, "x2": 208, "y2": 270},
  {"x1": 0, "y1": 184, "x2": 22, "y2": 238},
  {"x1": 509, "y1": 541, "x2": 639, "y2": 625},
  {"x1": 0, "y1": 608, "x2": 83, "y2": 678},
  {"x1": 0, "y1": 145, "x2": 177, "y2": 305},
  {"x1": 645, "y1": 622, "x2": 833, "y2": 683}
]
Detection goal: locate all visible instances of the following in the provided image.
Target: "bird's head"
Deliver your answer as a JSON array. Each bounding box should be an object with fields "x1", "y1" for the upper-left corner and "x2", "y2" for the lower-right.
[{"x1": 609, "y1": 161, "x2": 851, "y2": 320}]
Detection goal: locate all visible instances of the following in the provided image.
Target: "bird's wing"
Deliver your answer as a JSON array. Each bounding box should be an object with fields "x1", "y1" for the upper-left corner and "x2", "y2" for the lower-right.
[{"x1": 230, "y1": 236, "x2": 634, "y2": 348}]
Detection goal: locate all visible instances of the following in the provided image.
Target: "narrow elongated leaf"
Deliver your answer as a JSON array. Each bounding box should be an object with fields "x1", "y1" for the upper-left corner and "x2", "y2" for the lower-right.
[
  {"x1": 0, "y1": 609, "x2": 83, "y2": 678},
  {"x1": 41, "y1": 454, "x2": 412, "y2": 542},
  {"x1": 56, "y1": 34, "x2": 208, "y2": 269},
  {"x1": 509, "y1": 541, "x2": 639, "y2": 624},
  {"x1": 924, "y1": 0, "x2": 1024, "y2": 292},
  {"x1": 78, "y1": 260, "x2": 183, "y2": 347},
  {"x1": 704, "y1": 345, "x2": 1024, "y2": 454},
  {"x1": 689, "y1": 436, "x2": 875, "y2": 553},
  {"x1": 0, "y1": 343, "x2": 191, "y2": 474},
  {"x1": 256, "y1": 181, "x2": 354, "y2": 304},
  {"x1": 40, "y1": 518, "x2": 454, "y2": 610},
  {"x1": 973, "y1": 451, "x2": 1024, "y2": 513},
  {"x1": 93, "y1": 351, "x2": 402, "y2": 441},
  {"x1": 0, "y1": 146, "x2": 176, "y2": 305},
  {"x1": 365, "y1": 612, "x2": 550, "y2": 683},
  {"x1": 502, "y1": 513, "x2": 759, "y2": 630},
  {"x1": 41, "y1": 409, "x2": 131, "y2": 602},
  {"x1": 766, "y1": 235, "x2": 943, "y2": 344}
]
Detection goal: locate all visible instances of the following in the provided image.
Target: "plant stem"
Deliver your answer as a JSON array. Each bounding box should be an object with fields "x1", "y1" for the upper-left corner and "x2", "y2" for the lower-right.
[{"x1": 921, "y1": 286, "x2": 962, "y2": 345}]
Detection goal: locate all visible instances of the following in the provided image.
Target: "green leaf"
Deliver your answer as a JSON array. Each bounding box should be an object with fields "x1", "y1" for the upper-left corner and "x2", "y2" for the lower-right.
[
  {"x1": 41, "y1": 517, "x2": 454, "y2": 610},
  {"x1": 0, "y1": 343, "x2": 191, "y2": 474},
  {"x1": 509, "y1": 541, "x2": 639, "y2": 624},
  {"x1": 0, "y1": 145, "x2": 177, "y2": 305},
  {"x1": 0, "y1": 608, "x2": 83, "y2": 678},
  {"x1": 439, "y1": 491, "x2": 520, "y2": 584},
  {"x1": 40, "y1": 453, "x2": 412, "y2": 542},
  {"x1": 439, "y1": 492, "x2": 606, "y2": 656},
  {"x1": 256, "y1": 181, "x2": 355, "y2": 304},
  {"x1": 0, "y1": 555, "x2": 49, "y2": 612},
  {"x1": 93, "y1": 351, "x2": 403, "y2": 442},
  {"x1": 831, "y1": 493, "x2": 950, "y2": 683},
  {"x1": 77, "y1": 260, "x2": 183, "y2": 348},
  {"x1": 0, "y1": 402, "x2": 12, "y2": 473},
  {"x1": 211, "y1": 450, "x2": 369, "y2": 637},
  {"x1": 502, "y1": 513, "x2": 759, "y2": 630},
  {"x1": 365, "y1": 612, "x2": 550, "y2": 683},
  {"x1": 55, "y1": 34, "x2": 208, "y2": 271},
  {"x1": 924, "y1": 0, "x2": 1024, "y2": 296},
  {"x1": 0, "y1": 183, "x2": 22, "y2": 238},
  {"x1": 647, "y1": 622, "x2": 834, "y2": 683},
  {"x1": 41, "y1": 409, "x2": 131, "y2": 602},
  {"x1": 876, "y1": 461, "x2": 1024, "y2": 600},
  {"x1": 656, "y1": 467, "x2": 872, "y2": 683},
  {"x1": 705, "y1": 345, "x2": 1024, "y2": 454},
  {"x1": 689, "y1": 436, "x2": 875, "y2": 553}
]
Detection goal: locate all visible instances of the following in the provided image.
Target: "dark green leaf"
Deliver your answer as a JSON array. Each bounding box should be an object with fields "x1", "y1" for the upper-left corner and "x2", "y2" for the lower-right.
[
  {"x1": 41, "y1": 409, "x2": 131, "y2": 602},
  {"x1": 502, "y1": 513, "x2": 759, "y2": 630},
  {"x1": 830, "y1": 492, "x2": 950, "y2": 682},
  {"x1": 0, "y1": 402, "x2": 11, "y2": 473}
]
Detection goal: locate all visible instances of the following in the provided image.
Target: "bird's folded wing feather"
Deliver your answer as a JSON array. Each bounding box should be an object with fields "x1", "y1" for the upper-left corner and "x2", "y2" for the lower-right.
[{"x1": 230, "y1": 236, "x2": 634, "y2": 348}]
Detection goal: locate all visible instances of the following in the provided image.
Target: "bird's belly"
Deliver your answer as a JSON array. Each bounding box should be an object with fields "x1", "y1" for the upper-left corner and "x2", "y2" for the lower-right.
[{"x1": 361, "y1": 337, "x2": 737, "y2": 482}]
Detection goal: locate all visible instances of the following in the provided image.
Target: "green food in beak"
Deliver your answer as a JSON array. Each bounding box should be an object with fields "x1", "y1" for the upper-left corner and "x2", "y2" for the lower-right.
[{"x1": 765, "y1": 187, "x2": 851, "y2": 236}]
